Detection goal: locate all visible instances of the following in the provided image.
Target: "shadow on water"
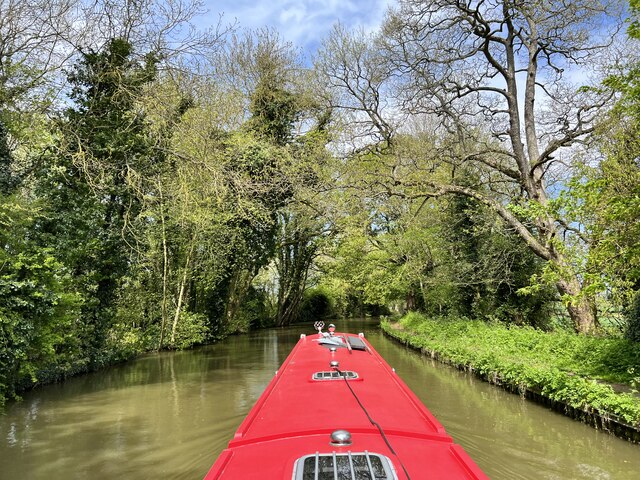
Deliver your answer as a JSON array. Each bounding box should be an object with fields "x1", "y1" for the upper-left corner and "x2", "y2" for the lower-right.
[{"x1": 0, "y1": 318, "x2": 638, "y2": 479}]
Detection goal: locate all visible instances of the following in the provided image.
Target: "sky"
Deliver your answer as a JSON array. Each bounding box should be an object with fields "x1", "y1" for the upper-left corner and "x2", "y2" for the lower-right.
[{"x1": 201, "y1": 0, "x2": 394, "y2": 57}]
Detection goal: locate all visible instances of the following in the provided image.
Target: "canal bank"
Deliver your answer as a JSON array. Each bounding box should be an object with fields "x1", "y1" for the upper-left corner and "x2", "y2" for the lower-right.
[{"x1": 381, "y1": 315, "x2": 640, "y2": 444}]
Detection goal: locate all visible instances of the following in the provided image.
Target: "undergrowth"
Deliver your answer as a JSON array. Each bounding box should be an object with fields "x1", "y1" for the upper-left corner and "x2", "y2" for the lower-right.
[{"x1": 382, "y1": 313, "x2": 640, "y2": 425}]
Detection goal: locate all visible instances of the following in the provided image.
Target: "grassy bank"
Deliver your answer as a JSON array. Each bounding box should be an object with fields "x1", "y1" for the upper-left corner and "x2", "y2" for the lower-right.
[{"x1": 382, "y1": 313, "x2": 640, "y2": 427}]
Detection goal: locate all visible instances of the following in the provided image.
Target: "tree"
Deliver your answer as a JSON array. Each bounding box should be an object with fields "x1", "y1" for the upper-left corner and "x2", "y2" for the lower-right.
[
  {"x1": 314, "y1": 24, "x2": 395, "y2": 154},
  {"x1": 141, "y1": 81, "x2": 297, "y2": 340},
  {"x1": 316, "y1": 1, "x2": 626, "y2": 333},
  {"x1": 274, "y1": 209, "x2": 323, "y2": 326},
  {"x1": 583, "y1": 0, "x2": 640, "y2": 338},
  {"x1": 0, "y1": 0, "x2": 228, "y2": 189},
  {"x1": 0, "y1": 197, "x2": 81, "y2": 405},
  {"x1": 75, "y1": 0, "x2": 230, "y2": 69},
  {"x1": 247, "y1": 57, "x2": 299, "y2": 145},
  {"x1": 0, "y1": 0, "x2": 76, "y2": 105},
  {"x1": 37, "y1": 38, "x2": 158, "y2": 366},
  {"x1": 218, "y1": 28, "x2": 332, "y2": 327},
  {"x1": 214, "y1": 133, "x2": 292, "y2": 331}
]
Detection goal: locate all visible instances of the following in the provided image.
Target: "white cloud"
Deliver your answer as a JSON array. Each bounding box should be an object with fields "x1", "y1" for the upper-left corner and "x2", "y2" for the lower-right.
[
  {"x1": 280, "y1": 5, "x2": 307, "y2": 24},
  {"x1": 202, "y1": 0, "x2": 394, "y2": 55}
]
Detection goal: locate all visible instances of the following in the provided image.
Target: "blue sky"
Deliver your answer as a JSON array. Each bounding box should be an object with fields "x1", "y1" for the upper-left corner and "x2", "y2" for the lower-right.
[{"x1": 202, "y1": 0, "x2": 393, "y2": 57}]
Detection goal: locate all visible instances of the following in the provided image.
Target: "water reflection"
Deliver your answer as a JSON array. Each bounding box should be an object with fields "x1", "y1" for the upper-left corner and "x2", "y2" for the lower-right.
[
  {"x1": 0, "y1": 319, "x2": 638, "y2": 479},
  {"x1": 0, "y1": 328, "x2": 303, "y2": 479}
]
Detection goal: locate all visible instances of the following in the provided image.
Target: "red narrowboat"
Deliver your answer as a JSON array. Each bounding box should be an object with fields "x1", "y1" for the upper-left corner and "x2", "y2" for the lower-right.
[{"x1": 205, "y1": 324, "x2": 489, "y2": 479}]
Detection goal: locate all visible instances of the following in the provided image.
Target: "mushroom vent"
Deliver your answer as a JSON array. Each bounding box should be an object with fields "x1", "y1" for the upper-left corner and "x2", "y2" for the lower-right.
[{"x1": 330, "y1": 429, "x2": 352, "y2": 446}]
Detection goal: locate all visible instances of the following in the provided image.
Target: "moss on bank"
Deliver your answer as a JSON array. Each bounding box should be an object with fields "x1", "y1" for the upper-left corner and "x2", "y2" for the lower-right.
[{"x1": 382, "y1": 313, "x2": 640, "y2": 436}]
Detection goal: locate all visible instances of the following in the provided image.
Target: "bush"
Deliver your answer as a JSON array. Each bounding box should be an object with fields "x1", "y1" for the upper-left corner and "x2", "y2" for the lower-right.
[
  {"x1": 0, "y1": 198, "x2": 84, "y2": 405},
  {"x1": 239, "y1": 286, "x2": 273, "y2": 331},
  {"x1": 299, "y1": 288, "x2": 335, "y2": 323},
  {"x1": 172, "y1": 311, "x2": 209, "y2": 349}
]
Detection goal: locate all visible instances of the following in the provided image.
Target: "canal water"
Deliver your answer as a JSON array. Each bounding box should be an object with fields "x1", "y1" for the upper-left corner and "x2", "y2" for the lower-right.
[{"x1": 1, "y1": 319, "x2": 639, "y2": 479}]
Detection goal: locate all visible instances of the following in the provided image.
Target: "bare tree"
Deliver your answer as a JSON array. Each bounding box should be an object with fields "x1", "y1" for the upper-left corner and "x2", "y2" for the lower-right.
[
  {"x1": 0, "y1": 0, "x2": 79, "y2": 110},
  {"x1": 318, "y1": 1, "x2": 626, "y2": 333},
  {"x1": 216, "y1": 28, "x2": 300, "y2": 93},
  {"x1": 0, "y1": 0, "x2": 230, "y2": 113},
  {"x1": 314, "y1": 24, "x2": 397, "y2": 155},
  {"x1": 76, "y1": 0, "x2": 230, "y2": 69}
]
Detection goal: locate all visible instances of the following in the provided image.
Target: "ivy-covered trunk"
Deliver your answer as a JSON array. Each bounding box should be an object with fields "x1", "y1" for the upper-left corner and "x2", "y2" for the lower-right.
[{"x1": 275, "y1": 213, "x2": 317, "y2": 327}]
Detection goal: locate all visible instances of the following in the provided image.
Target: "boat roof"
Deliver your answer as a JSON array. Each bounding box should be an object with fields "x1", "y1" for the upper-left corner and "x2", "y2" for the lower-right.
[{"x1": 204, "y1": 331, "x2": 488, "y2": 479}]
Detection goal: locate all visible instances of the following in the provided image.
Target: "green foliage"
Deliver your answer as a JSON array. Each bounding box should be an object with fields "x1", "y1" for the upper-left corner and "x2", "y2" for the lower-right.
[
  {"x1": 36, "y1": 38, "x2": 158, "y2": 366},
  {"x1": 325, "y1": 231, "x2": 402, "y2": 311},
  {"x1": 171, "y1": 311, "x2": 209, "y2": 350},
  {"x1": 384, "y1": 314, "x2": 640, "y2": 424},
  {"x1": 568, "y1": 5, "x2": 640, "y2": 323},
  {"x1": 0, "y1": 121, "x2": 18, "y2": 195},
  {"x1": 241, "y1": 30, "x2": 302, "y2": 146},
  {"x1": 243, "y1": 287, "x2": 274, "y2": 330},
  {"x1": 630, "y1": 0, "x2": 640, "y2": 38},
  {"x1": 0, "y1": 20, "x2": 325, "y2": 405},
  {"x1": 318, "y1": 133, "x2": 557, "y2": 324},
  {"x1": 573, "y1": 138, "x2": 640, "y2": 307},
  {"x1": 299, "y1": 287, "x2": 335, "y2": 323},
  {"x1": 274, "y1": 210, "x2": 322, "y2": 326},
  {"x1": 0, "y1": 197, "x2": 82, "y2": 406},
  {"x1": 443, "y1": 194, "x2": 554, "y2": 325},
  {"x1": 306, "y1": 278, "x2": 353, "y2": 319},
  {"x1": 248, "y1": 73, "x2": 298, "y2": 145},
  {"x1": 626, "y1": 291, "x2": 640, "y2": 342}
]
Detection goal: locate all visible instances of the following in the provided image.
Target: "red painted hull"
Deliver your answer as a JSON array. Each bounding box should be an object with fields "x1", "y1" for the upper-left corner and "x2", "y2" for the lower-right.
[{"x1": 204, "y1": 331, "x2": 489, "y2": 479}]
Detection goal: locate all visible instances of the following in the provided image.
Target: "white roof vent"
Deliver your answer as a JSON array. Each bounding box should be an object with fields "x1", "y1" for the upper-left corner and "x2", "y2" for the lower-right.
[
  {"x1": 293, "y1": 451, "x2": 398, "y2": 480},
  {"x1": 312, "y1": 371, "x2": 358, "y2": 381}
]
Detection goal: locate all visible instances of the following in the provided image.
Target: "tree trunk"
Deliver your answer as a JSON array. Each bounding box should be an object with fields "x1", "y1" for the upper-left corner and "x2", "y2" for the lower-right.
[
  {"x1": 556, "y1": 277, "x2": 598, "y2": 334},
  {"x1": 158, "y1": 182, "x2": 169, "y2": 350},
  {"x1": 224, "y1": 268, "x2": 255, "y2": 329},
  {"x1": 276, "y1": 240, "x2": 314, "y2": 327},
  {"x1": 405, "y1": 289, "x2": 416, "y2": 311},
  {"x1": 170, "y1": 242, "x2": 194, "y2": 345}
]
